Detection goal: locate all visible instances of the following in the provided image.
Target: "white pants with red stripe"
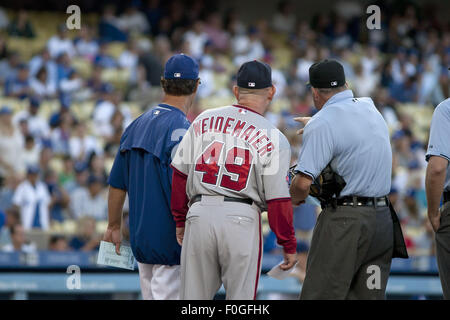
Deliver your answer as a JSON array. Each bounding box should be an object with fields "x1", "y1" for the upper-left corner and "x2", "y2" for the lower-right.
[
  {"x1": 180, "y1": 196, "x2": 263, "y2": 300},
  {"x1": 137, "y1": 263, "x2": 180, "y2": 300}
]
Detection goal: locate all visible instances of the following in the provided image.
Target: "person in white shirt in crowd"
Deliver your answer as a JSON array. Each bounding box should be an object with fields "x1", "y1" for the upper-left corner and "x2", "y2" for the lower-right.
[
  {"x1": 183, "y1": 20, "x2": 209, "y2": 60},
  {"x1": 69, "y1": 121, "x2": 102, "y2": 162},
  {"x1": 22, "y1": 135, "x2": 40, "y2": 168},
  {"x1": 353, "y1": 62, "x2": 379, "y2": 97},
  {"x1": 93, "y1": 89, "x2": 131, "y2": 139},
  {"x1": 59, "y1": 69, "x2": 84, "y2": 99},
  {"x1": 2, "y1": 224, "x2": 36, "y2": 253},
  {"x1": 12, "y1": 165, "x2": 51, "y2": 230},
  {"x1": 118, "y1": 38, "x2": 140, "y2": 83},
  {"x1": 70, "y1": 175, "x2": 107, "y2": 221},
  {"x1": 30, "y1": 66, "x2": 57, "y2": 99},
  {"x1": 233, "y1": 26, "x2": 265, "y2": 66},
  {"x1": 13, "y1": 97, "x2": 50, "y2": 144},
  {"x1": 47, "y1": 24, "x2": 76, "y2": 59},
  {"x1": 296, "y1": 47, "x2": 316, "y2": 83},
  {"x1": 0, "y1": 106, "x2": 25, "y2": 179},
  {"x1": 28, "y1": 48, "x2": 58, "y2": 85},
  {"x1": 74, "y1": 25, "x2": 99, "y2": 61},
  {"x1": 118, "y1": 4, "x2": 150, "y2": 34},
  {"x1": 271, "y1": 0, "x2": 296, "y2": 34}
]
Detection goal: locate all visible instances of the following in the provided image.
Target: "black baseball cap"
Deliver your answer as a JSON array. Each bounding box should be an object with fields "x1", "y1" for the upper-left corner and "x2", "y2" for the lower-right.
[
  {"x1": 237, "y1": 60, "x2": 272, "y2": 89},
  {"x1": 308, "y1": 59, "x2": 346, "y2": 88}
]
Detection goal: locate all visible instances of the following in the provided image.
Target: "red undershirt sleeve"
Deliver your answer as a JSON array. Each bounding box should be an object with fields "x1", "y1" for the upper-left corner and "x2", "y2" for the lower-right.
[
  {"x1": 170, "y1": 166, "x2": 189, "y2": 228},
  {"x1": 266, "y1": 198, "x2": 297, "y2": 254}
]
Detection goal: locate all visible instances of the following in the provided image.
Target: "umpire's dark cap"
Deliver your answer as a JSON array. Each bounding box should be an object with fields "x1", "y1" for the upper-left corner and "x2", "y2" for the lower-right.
[
  {"x1": 308, "y1": 59, "x2": 346, "y2": 88},
  {"x1": 237, "y1": 60, "x2": 272, "y2": 89}
]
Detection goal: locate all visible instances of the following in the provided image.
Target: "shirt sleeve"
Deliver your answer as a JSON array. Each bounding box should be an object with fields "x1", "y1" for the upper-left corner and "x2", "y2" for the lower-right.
[
  {"x1": 171, "y1": 125, "x2": 194, "y2": 175},
  {"x1": 295, "y1": 117, "x2": 335, "y2": 179},
  {"x1": 426, "y1": 104, "x2": 450, "y2": 162},
  {"x1": 108, "y1": 150, "x2": 129, "y2": 191},
  {"x1": 262, "y1": 144, "x2": 291, "y2": 200},
  {"x1": 171, "y1": 166, "x2": 189, "y2": 227}
]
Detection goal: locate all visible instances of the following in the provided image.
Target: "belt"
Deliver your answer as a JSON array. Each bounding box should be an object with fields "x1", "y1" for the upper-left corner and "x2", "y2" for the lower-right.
[
  {"x1": 189, "y1": 195, "x2": 253, "y2": 207},
  {"x1": 444, "y1": 191, "x2": 450, "y2": 204},
  {"x1": 336, "y1": 196, "x2": 388, "y2": 208}
]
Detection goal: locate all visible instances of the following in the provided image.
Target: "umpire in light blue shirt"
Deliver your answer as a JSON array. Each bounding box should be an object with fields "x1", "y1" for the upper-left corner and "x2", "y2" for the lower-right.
[
  {"x1": 104, "y1": 54, "x2": 199, "y2": 300},
  {"x1": 290, "y1": 60, "x2": 397, "y2": 299},
  {"x1": 425, "y1": 97, "x2": 450, "y2": 299}
]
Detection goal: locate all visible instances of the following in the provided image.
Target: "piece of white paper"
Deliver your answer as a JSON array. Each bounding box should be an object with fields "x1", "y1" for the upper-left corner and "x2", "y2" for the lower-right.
[
  {"x1": 97, "y1": 241, "x2": 136, "y2": 270},
  {"x1": 267, "y1": 261, "x2": 298, "y2": 280}
]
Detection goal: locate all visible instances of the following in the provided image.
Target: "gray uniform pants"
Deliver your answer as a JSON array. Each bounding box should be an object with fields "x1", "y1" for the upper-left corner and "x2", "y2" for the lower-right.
[
  {"x1": 436, "y1": 201, "x2": 450, "y2": 300},
  {"x1": 180, "y1": 196, "x2": 262, "y2": 300},
  {"x1": 300, "y1": 205, "x2": 394, "y2": 300}
]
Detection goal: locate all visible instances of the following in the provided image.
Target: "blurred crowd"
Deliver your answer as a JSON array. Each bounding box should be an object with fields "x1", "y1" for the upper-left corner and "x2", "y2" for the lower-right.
[{"x1": 0, "y1": 0, "x2": 448, "y2": 263}]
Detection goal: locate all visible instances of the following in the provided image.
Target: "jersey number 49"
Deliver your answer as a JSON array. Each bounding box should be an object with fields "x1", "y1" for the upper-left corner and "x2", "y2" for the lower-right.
[{"x1": 194, "y1": 141, "x2": 253, "y2": 192}]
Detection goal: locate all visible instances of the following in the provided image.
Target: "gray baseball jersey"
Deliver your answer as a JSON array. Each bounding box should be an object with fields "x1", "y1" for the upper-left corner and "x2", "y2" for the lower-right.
[
  {"x1": 295, "y1": 89, "x2": 392, "y2": 197},
  {"x1": 426, "y1": 98, "x2": 450, "y2": 191},
  {"x1": 171, "y1": 104, "x2": 291, "y2": 209}
]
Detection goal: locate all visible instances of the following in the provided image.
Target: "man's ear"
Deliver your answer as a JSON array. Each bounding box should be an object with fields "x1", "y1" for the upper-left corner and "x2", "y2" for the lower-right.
[
  {"x1": 268, "y1": 85, "x2": 277, "y2": 101},
  {"x1": 233, "y1": 85, "x2": 239, "y2": 100}
]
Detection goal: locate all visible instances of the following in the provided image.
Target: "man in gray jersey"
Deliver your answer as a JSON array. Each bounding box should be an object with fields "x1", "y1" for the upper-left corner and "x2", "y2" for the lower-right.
[
  {"x1": 171, "y1": 60, "x2": 297, "y2": 299},
  {"x1": 290, "y1": 59, "x2": 394, "y2": 299},
  {"x1": 425, "y1": 97, "x2": 450, "y2": 299}
]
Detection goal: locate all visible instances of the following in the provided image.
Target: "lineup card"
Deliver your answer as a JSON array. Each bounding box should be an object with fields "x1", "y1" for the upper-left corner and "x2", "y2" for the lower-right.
[{"x1": 97, "y1": 241, "x2": 136, "y2": 270}]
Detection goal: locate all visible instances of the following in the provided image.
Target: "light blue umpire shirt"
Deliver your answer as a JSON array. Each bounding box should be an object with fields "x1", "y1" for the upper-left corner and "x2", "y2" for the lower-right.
[
  {"x1": 426, "y1": 98, "x2": 450, "y2": 191},
  {"x1": 295, "y1": 89, "x2": 392, "y2": 197}
]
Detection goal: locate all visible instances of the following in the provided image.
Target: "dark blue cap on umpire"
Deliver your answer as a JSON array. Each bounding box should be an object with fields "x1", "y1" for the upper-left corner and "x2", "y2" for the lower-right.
[{"x1": 164, "y1": 54, "x2": 199, "y2": 80}]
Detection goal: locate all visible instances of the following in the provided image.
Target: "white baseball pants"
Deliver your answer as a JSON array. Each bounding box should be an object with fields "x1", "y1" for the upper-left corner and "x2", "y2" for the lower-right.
[
  {"x1": 180, "y1": 196, "x2": 263, "y2": 300},
  {"x1": 137, "y1": 262, "x2": 180, "y2": 300}
]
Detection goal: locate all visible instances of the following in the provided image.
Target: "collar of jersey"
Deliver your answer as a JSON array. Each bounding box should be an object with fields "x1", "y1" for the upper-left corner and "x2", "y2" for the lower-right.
[
  {"x1": 322, "y1": 89, "x2": 354, "y2": 108},
  {"x1": 157, "y1": 103, "x2": 185, "y2": 114},
  {"x1": 232, "y1": 104, "x2": 263, "y2": 116}
]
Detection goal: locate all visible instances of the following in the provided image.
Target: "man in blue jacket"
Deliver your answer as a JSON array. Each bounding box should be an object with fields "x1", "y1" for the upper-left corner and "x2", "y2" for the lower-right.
[{"x1": 104, "y1": 54, "x2": 199, "y2": 300}]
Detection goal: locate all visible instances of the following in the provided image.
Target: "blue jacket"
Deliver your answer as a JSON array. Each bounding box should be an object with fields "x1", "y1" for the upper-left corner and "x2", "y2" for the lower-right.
[{"x1": 108, "y1": 104, "x2": 190, "y2": 265}]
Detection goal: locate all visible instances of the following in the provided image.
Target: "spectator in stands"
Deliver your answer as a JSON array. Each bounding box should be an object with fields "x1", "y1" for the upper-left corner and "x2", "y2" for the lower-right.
[
  {"x1": 119, "y1": 3, "x2": 150, "y2": 34},
  {"x1": 12, "y1": 165, "x2": 51, "y2": 230},
  {"x1": 204, "y1": 12, "x2": 229, "y2": 52},
  {"x1": 7, "y1": 10, "x2": 35, "y2": 38},
  {"x1": 0, "y1": 208, "x2": 20, "y2": 247},
  {"x1": 87, "y1": 153, "x2": 108, "y2": 185},
  {"x1": 69, "y1": 122, "x2": 101, "y2": 162},
  {"x1": 271, "y1": 1, "x2": 296, "y2": 34},
  {"x1": 70, "y1": 175, "x2": 107, "y2": 221},
  {"x1": 22, "y1": 135, "x2": 40, "y2": 167},
  {"x1": 183, "y1": 20, "x2": 208, "y2": 60},
  {"x1": 138, "y1": 43, "x2": 164, "y2": 87},
  {"x1": 63, "y1": 161, "x2": 89, "y2": 195},
  {"x1": 58, "y1": 155, "x2": 74, "y2": 186},
  {"x1": 74, "y1": 25, "x2": 99, "y2": 61},
  {"x1": 118, "y1": 38, "x2": 140, "y2": 83},
  {"x1": 0, "y1": 106, "x2": 25, "y2": 179},
  {"x1": 0, "y1": 51, "x2": 20, "y2": 85},
  {"x1": 4, "y1": 63, "x2": 32, "y2": 99},
  {"x1": 2, "y1": 223, "x2": 36, "y2": 253},
  {"x1": 13, "y1": 97, "x2": 50, "y2": 144},
  {"x1": 44, "y1": 169, "x2": 70, "y2": 223},
  {"x1": 94, "y1": 41, "x2": 117, "y2": 69},
  {"x1": 69, "y1": 216, "x2": 101, "y2": 251},
  {"x1": 48, "y1": 235, "x2": 69, "y2": 251},
  {"x1": 55, "y1": 53, "x2": 73, "y2": 85},
  {"x1": 30, "y1": 66, "x2": 57, "y2": 99},
  {"x1": 98, "y1": 4, "x2": 128, "y2": 42},
  {"x1": 50, "y1": 111, "x2": 72, "y2": 156},
  {"x1": 47, "y1": 24, "x2": 75, "y2": 58}
]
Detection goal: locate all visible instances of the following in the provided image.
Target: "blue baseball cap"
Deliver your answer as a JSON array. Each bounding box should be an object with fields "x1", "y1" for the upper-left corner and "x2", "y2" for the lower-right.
[
  {"x1": 29, "y1": 97, "x2": 41, "y2": 108},
  {"x1": 27, "y1": 164, "x2": 40, "y2": 175},
  {"x1": 164, "y1": 54, "x2": 199, "y2": 80}
]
